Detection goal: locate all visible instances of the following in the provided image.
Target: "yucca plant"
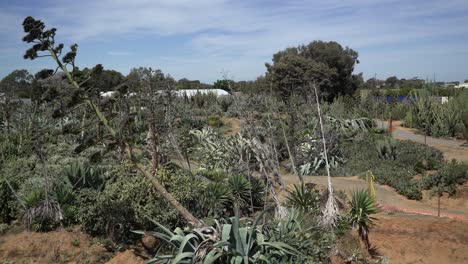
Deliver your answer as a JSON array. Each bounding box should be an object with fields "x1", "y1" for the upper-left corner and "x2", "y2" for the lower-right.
[
  {"x1": 227, "y1": 174, "x2": 251, "y2": 208},
  {"x1": 286, "y1": 183, "x2": 320, "y2": 213},
  {"x1": 348, "y1": 190, "x2": 379, "y2": 249},
  {"x1": 200, "y1": 182, "x2": 232, "y2": 217},
  {"x1": 249, "y1": 177, "x2": 266, "y2": 208}
]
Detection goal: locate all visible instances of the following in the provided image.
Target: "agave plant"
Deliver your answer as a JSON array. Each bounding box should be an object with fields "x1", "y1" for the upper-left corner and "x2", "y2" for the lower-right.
[
  {"x1": 326, "y1": 116, "x2": 371, "y2": 138},
  {"x1": 348, "y1": 190, "x2": 379, "y2": 249},
  {"x1": 376, "y1": 138, "x2": 397, "y2": 160},
  {"x1": 133, "y1": 209, "x2": 300, "y2": 264},
  {"x1": 63, "y1": 162, "x2": 105, "y2": 190}
]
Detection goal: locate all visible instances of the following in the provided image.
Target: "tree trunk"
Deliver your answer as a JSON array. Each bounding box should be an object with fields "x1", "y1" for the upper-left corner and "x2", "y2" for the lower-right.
[{"x1": 127, "y1": 147, "x2": 203, "y2": 227}]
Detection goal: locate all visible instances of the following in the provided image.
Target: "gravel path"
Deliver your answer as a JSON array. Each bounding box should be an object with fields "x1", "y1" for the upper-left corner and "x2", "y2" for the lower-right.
[
  {"x1": 375, "y1": 119, "x2": 468, "y2": 162},
  {"x1": 375, "y1": 119, "x2": 465, "y2": 148}
]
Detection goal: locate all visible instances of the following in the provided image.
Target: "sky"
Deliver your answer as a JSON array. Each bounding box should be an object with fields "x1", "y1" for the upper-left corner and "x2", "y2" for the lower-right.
[{"x1": 1, "y1": 0, "x2": 468, "y2": 83}]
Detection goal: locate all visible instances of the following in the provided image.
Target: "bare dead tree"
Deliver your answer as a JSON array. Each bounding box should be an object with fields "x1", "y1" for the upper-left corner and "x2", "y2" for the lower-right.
[{"x1": 310, "y1": 82, "x2": 339, "y2": 227}]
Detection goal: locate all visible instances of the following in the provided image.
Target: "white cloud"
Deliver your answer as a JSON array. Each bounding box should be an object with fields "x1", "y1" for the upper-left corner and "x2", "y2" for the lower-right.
[{"x1": 2, "y1": 0, "x2": 468, "y2": 81}]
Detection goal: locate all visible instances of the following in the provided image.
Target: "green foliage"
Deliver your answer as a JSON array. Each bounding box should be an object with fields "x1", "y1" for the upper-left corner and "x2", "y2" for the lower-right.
[
  {"x1": 134, "y1": 209, "x2": 302, "y2": 264},
  {"x1": 63, "y1": 162, "x2": 105, "y2": 190},
  {"x1": 78, "y1": 164, "x2": 203, "y2": 243},
  {"x1": 266, "y1": 41, "x2": 360, "y2": 102},
  {"x1": 199, "y1": 182, "x2": 232, "y2": 218},
  {"x1": 217, "y1": 96, "x2": 233, "y2": 113},
  {"x1": 196, "y1": 169, "x2": 228, "y2": 182},
  {"x1": 265, "y1": 209, "x2": 333, "y2": 263},
  {"x1": 421, "y1": 161, "x2": 468, "y2": 197},
  {"x1": 332, "y1": 135, "x2": 444, "y2": 200},
  {"x1": 348, "y1": 190, "x2": 379, "y2": 247},
  {"x1": 285, "y1": 183, "x2": 321, "y2": 213},
  {"x1": 213, "y1": 79, "x2": 234, "y2": 92},
  {"x1": 207, "y1": 115, "x2": 224, "y2": 128},
  {"x1": 406, "y1": 91, "x2": 464, "y2": 138},
  {"x1": 197, "y1": 172, "x2": 265, "y2": 219},
  {"x1": 227, "y1": 174, "x2": 252, "y2": 208},
  {"x1": 376, "y1": 138, "x2": 397, "y2": 160}
]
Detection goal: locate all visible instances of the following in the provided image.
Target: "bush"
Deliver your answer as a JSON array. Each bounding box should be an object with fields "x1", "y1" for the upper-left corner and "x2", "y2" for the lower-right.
[
  {"x1": 421, "y1": 161, "x2": 468, "y2": 196},
  {"x1": 332, "y1": 135, "x2": 444, "y2": 200},
  {"x1": 207, "y1": 115, "x2": 224, "y2": 127},
  {"x1": 78, "y1": 164, "x2": 203, "y2": 243}
]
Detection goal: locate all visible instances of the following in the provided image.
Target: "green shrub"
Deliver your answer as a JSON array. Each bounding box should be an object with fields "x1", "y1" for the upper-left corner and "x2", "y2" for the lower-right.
[
  {"x1": 421, "y1": 161, "x2": 468, "y2": 196},
  {"x1": 207, "y1": 115, "x2": 224, "y2": 127},
  {"x1": 333, "y1": 135, "x2": 444, "y2": 200},
  {"x1": 78, "y1": 164, "x2": 203, "y2": 243}
]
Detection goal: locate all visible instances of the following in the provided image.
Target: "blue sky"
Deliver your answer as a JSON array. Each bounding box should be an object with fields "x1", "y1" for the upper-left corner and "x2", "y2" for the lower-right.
[{"x1": 1, "y1": 0, "x2": 468, "y2": 83}]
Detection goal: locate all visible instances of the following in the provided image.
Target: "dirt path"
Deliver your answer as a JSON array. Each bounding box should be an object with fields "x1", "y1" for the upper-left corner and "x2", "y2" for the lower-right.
[
  {"x1": 282, "y1": 174, "x2": 468, "y2": 218},
  {"x1": 370, "y1": 214, "x2": 468, "y2": 264},
  {"x1": 376, "y1": 119, "x2": 468, "y2": 162}
]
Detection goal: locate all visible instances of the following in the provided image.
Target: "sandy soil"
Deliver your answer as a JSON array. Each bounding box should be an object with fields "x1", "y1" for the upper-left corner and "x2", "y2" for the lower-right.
[{"x1": 370, "y1": 214, "x2": 468, "y2": 264}]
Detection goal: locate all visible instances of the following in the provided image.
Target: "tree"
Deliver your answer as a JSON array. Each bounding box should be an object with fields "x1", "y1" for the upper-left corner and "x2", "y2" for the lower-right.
[
  {"x1": 266, "y1": 41, "x2": 360, "y2": 102},
  {"x1": 385, "y1": 76, "x2": 399, "y2": 88},
  {"x1": 213, "y1": 79, "x2": 234, "y2": 92},
  {"x1": 0, "y1": 69, "x2": 33, "y2": 97}
]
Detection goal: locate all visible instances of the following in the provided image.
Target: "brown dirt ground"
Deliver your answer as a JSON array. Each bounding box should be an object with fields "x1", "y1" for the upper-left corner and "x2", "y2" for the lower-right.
[
  {"x1": 106, "y1": 250, "x2": 144, "y2": 264},
  {"x1": 0, "y1": 225, "x2": 146, "y2": 264},
  {"x1": 370, "y1": 213, "x2": 468, "y2": 264},
  {"x1": 221, "y1": 117, "x2": 242, "y2": 136},
  {"x1": 0, "y1": 226, "x2": 113, "y2": 264}
]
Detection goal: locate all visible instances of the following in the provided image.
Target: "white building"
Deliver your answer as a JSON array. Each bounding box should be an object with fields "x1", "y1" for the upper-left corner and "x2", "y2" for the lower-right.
[
  {"x1": 454, "y1": 82, "x2": 468, "y2": 88},
  {"x1": 175, "y1": 89, "x2": 230, "y2": 97}
]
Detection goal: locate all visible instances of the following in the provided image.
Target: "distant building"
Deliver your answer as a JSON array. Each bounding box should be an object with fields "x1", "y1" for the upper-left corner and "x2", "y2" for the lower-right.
[
  {"x1": 100, "y1": 89, "x2": 230, "y2": 98},
  {"x1": 175, "y1": 89, "x2": 229, "y2": 97},
  {"x1": 444, "y1": 81, "x2": 460, "y2": 87},
  {"x1": 454, "y1": 82, "x2": 468, "y2": 89}
]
